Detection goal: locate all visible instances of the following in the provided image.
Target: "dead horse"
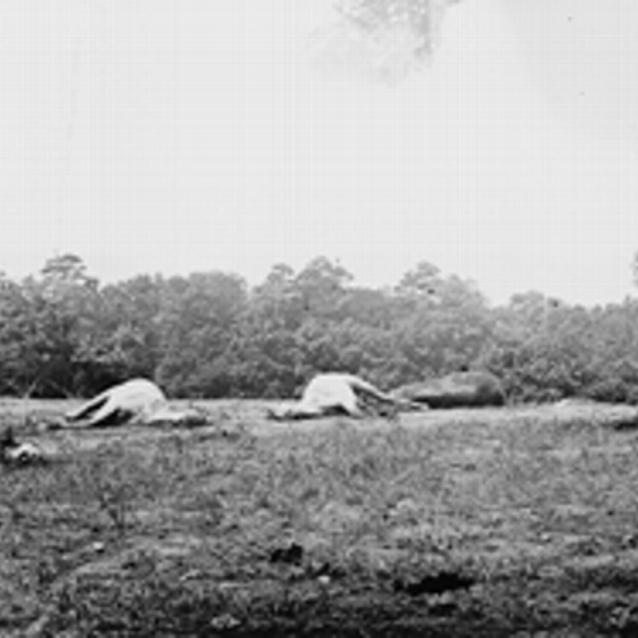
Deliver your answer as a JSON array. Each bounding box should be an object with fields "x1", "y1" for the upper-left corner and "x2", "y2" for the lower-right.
[
  {"x1": 267, "y1": 372, "x2": 421, "y2": 420},
  {"x1": 66, "y1": 378, "x2": 205, "y2": 427},
  {"x1": 391, "y1": 370, "x2": 506, "y2": 409}
]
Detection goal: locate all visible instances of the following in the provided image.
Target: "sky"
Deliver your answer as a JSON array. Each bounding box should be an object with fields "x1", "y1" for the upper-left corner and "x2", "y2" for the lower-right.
[{"x1": 1, "y1": 0, "x2": 637, "y2": 306}]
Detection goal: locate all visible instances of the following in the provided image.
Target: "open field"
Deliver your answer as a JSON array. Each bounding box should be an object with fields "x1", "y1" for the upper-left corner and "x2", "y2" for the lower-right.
[{"x1": 3, "y1": 399, "x2": 638, "y2": 636}]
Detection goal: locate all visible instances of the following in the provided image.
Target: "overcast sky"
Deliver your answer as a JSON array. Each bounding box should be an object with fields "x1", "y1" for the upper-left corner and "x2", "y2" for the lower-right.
[{"x1": 1, "y1": 0, "x2": 637, "y2": 305}]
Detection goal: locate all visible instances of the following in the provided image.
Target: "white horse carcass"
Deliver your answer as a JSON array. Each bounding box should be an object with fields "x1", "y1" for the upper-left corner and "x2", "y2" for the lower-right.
[{"x1": 268, "y1": 372, "x2": 418, "y2": 420}]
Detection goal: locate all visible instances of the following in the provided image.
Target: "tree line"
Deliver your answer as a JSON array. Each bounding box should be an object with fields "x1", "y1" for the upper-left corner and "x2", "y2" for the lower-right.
[{"x1": 1, "y1": 253, "x2": 638, "y2": 403}]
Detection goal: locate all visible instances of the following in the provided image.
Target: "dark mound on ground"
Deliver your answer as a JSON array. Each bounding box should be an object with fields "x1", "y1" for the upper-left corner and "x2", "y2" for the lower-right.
[{"x1": 392, "y1": 371, "x2": 505, "y2": 409}]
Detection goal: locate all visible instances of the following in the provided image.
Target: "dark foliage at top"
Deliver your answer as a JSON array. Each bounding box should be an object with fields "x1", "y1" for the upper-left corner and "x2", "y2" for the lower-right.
[{"x1": 1, "y1": 253, "x2": 638, "y2": 403}]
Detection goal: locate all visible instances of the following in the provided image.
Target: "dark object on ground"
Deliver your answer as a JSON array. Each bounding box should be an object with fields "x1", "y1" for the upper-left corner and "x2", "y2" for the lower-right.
[
  {"x1": 393, "y1": 571, "x2": 476, "y2": 596},
  {"x1": 392, "y1": 371, "x2": 506, "y2": 409},
  {"x1": 270, "y1": 542, "x2": 304, "y2": 565},
  {"x1": 0, "y1": 426, "x2": 46, "y2": 466}
]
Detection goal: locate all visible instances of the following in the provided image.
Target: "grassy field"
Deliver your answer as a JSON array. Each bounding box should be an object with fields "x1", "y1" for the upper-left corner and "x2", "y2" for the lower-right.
[{"x1": 3, "y1": 399, "x2": 638, "y2": 636}]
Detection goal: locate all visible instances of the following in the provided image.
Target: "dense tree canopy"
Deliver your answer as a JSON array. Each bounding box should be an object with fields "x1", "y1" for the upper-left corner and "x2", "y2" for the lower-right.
[{"x1": 1, "y1": 253, "x2": 638, "y2": 403}]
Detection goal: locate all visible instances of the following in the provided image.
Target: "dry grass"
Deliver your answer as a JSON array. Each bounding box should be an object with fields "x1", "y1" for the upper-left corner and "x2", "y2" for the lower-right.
[{"x1": 2, "y1": 399, "x2": 638, "y2": 636}]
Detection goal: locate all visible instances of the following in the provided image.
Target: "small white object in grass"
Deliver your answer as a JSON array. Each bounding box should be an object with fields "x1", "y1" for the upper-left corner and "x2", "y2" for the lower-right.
[
  {"x1": 3, "y1": 441, "x2": 45, "y2": 464},
  {"x1": 209, "y1": 614, "x2": 240, "y2": 630}
]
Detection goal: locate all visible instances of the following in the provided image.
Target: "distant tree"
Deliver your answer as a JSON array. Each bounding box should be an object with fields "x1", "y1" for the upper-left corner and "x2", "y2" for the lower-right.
[
  {"x1": 477, "y1": 292, "x2": 638, "y2": 403},
  {"x1": 226, "y1": 263, "x2": 304, "y2": 397},
  {"x1": 39, "y1": 253, "x2": 96, "y2": 288},
  {"x1": 295, "y1": 256, "x2": 353, "y2": 317},
  {"x1": 335, "y1": 286, "x2": 396, "y2": 328},
  {"x1": 396, "y1": 260, "x2": 441, "y2": 298},
  {"x1": 0, "y1": 273, "x2": 38, "y2": 396},
  {"x1": 4, "y1": 252, "x2": 638, "y2": 403},
  {"x1": 95, "y1": 274, "x2": 166, "y2": 385},
  {"x1": 252, "y1": 263, "x2": 304, "y2": 332},
  {"x1": 41, "y1": 256, "x2": 101, "y2": 394},
  {"x1": 0, "y1": 255, "x2": 104, "y2": 396},
  {"x1": 155, "y1": 271, "x2": 247, "y2": 397},
  {"x1": 583, "y1": 300, "x2": 638, "y2": 403},
  {"x1": 393, "y1": 261, "x2": 492, "y2": 377},
  {"x1": 496, "y1": 299, "x2": 592, "y2": 401}
]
